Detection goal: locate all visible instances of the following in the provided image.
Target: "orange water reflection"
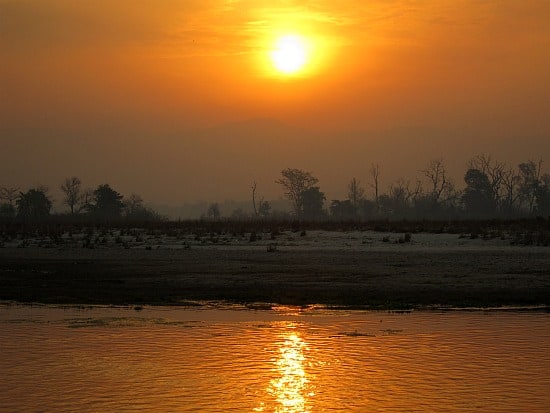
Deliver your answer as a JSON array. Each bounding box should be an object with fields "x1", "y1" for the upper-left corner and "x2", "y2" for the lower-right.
[{"x1": 256, "y1": 323, "x2": 315, "y2": 413}]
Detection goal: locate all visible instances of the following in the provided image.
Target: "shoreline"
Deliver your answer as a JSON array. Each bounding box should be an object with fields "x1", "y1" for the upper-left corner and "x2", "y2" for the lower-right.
[{"x1": 1, "y1": 232, "x2": 549, "y2": 309}]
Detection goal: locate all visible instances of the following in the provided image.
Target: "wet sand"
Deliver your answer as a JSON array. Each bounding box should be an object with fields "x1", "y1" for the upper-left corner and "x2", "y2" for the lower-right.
[{"x1": 1, "y1": 241, "x2": 549, "y2": 309}]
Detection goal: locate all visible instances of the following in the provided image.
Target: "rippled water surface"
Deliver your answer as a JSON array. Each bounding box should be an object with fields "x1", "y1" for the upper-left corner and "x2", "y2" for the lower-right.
[{"x1": 1, "y1": 305, "x2": 549, "y2": 412}]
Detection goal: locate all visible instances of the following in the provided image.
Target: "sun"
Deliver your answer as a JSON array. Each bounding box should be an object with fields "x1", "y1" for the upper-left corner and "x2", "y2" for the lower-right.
[{"x1": 271, "y1": 35, "x2": 308, "y2": 75}]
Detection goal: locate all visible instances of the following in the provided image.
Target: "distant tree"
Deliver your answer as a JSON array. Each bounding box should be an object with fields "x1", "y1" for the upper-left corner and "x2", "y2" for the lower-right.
[
  {"x1": 122, "y1": 193, "x2": 160, "y2": 221},
  {"x1": 0, "y1": 203, "x2": 16, "y2": 220},
  {"x1": 251, "y1": 182, "x2": 259, "y2": 216},
  {"x1": 347, "y1": 178, "x2": 365, "y2": 211},
  {"x1": 330, "y1": 199, "x2": 355, "y2": 219},
  {"x1": 518, "y1": 160, "x2": 543, "y2": 214},
  {"x1": 300, "y1": 187, "x2": 326, "y2": 220},
  {"x1": 90, "y1": 184, "x2": 124, "y2": 220},
  {"x1": 258, "y1": 200, "x2": 271, "y2": 217},
  {"x1": 383, "y1": 179, "x2": 413, "y2": 217},
  {"x1": 16, "y1": 188, "x2": 52, "y2": 221},
  {"x1": 206, "y1": 203, "x2": 221, "y2": 219},
  {"x1": 535, "y1": 173, "x2": 550, "y2": 216},
  {"x1": 461, "y1": 168, "x2": 494, "y2": 217},
  {"x1": 357, "y1": 198, "x2": 378, "y2": 220},
  {"x1": 369, "y1": 164, "x2": 380, "y2": 213},
  {"x1": 468, "y1": 154, "x2": 505, "y2": 210},
  {"x1": 230, "y1": 208, "x2": 248, "y2": 220},
  {"x1": 276, "y1": 168, "x2": 319, "y2": 217},
  {"x1": 420, "y1": 159, "x2": 454, "y2": 208},
  {"x1": 124, "y1": 193, "x2": 144, "y2": 216},
  {"x1": 501, "y1": 166, "x2": 522, "y2": 215},
  {"x1": 0, "y1": 186, "x2": 20, "y2": 206},
  {"x1": 60, "y1": 176, "x2": 82, "y2": 214}
]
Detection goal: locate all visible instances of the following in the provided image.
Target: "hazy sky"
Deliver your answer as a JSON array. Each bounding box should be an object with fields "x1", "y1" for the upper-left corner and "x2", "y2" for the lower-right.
[{"x1": 2, "y1": 0, "x2": 550, "y2": 206}]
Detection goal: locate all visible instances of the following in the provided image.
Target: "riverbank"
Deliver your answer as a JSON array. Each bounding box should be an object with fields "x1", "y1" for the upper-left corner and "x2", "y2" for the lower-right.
[{"x1": 1, "y1": 230, "x2": 549, "y2": 309}]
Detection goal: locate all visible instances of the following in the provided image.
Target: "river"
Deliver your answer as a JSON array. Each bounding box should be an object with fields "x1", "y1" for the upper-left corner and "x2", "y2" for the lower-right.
[{"x1": 1, "y1": 304, "x2": 548, "y2": 412}]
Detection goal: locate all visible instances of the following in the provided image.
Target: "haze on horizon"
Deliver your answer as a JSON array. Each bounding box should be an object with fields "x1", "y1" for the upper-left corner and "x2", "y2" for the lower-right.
[{"x1": 1, "y1": 0, "x2": 549, "y2": 206}]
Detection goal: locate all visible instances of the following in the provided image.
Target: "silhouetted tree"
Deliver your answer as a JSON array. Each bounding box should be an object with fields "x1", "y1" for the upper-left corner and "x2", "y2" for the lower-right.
[
  {"x1": 251, "y1": 182, "x2": 258, "y2": 216},
  {"x1": 122, "y1": 193, "x2": 160, "y2": 221},
  {"x1": 16, "y1": 188, "x2": 52, "y2": 221},
  {"x1": 60, "y1": 176, "x2": 82, "y2": 214},
  {"x1": 276, "y1": 168, "x2": 319, "y2": 217},
  {"x1": 347, "y1": 178, "x2": 365, "y2": 211},
  {"x1": 330, "y1": 199, "x2": 355, "y2": 219},
  {"x1": 369, "y1": 164, "x2": 380, "y2": 213},
  {"x1": 421, "y1": 159, "x2": 453, "y2": 205},
  {"x1": 90, "y1": 184, "x2": 124, "y2": 220},
  {"x1": 0, "y1": 186, "x2": 19, "y2": 206},
  {"x1": 462, "y1": 168, "x2": 494, "y2": 217},
  {"x1": 518, "y1": 160, "x2": 543, "y2": 214},
  {"x1": 468, "y1": 154, "x2": 506, "y2": 210},
  {"x1": 0, "y1": 203, "x2": 16, "y2": 220},
  {"x1": 258, "y1": 200, "x2": 271, "y2": 217},
  {"x1": 501, "y1": 166, "x2": 522, "y2": 215},
  {"x1": 535, "y1": 173, "x2": 550, "y2": 215},
  {"x1": 206, "y1": 203, "x2": 220, "y2": 219},
  {"x1": 300, "y1": 187, "x2": 325, "y2": 219}
]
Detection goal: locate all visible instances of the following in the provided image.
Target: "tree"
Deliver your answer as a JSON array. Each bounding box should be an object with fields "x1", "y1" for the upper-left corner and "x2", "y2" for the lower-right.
[
  {"x1": 370, "y1": 164, "x2": 380, "y2": 213},
  {"x1": 421, "y1": 159, "x2": 447, "y2": 201},
  {"x1": 123, "y1": 193, "x2": 160, "y2": 221},
  {"x1": 518, "y1": 160, "x2": 543, "y2": 214},
  {"x1": 0, "y1": 186, "x2": 19, "y2": 206},
  {"x1": 16, "y1": 188, "x2": 52, "y2": 221},
  {"x1": 206, "y1": 203, "x2": 220, "y2": 219},
  {"x1": 276, "y1": 168, "x2": 319, "y2": 217},
  {"x1": 535, "y1": 173, "x2": 550, "y2": 216},
  {"x1": 251, "y1": 182, "x2": 258, "y2": 216},
  {"x1": 258, "y1": 200, "x2": 271, "y2": 217},
  {"x1": 0, "y1": 203, "x2": 16, "y2": 220},
  {"x1": 330, "y1": 199, "x2": 355, "y2": 219},
  {"x1": 347, "y1": 178, "x2": 365, "y2": 211},
  {"x1": 501, "y1": 166, "x2": 522, "y2": 215},
  {"x1": 468, "y1": 154, "x2": 505, "y2": 210},
  {"x1": 300, "y1": 187, "x2": 325, "y2": 219},
  {"x1": 461, "y1": 168, "x2": 494, "y2": 217},
  {"x1": 90, "y1": 184, "x2": 124, "y2": 219},
  {"x1": 60, "y1": 176, "x2": 82, "y2": 214},
  {"x1": 421, "y1": 159, "x2": 454, "y2": 207}
]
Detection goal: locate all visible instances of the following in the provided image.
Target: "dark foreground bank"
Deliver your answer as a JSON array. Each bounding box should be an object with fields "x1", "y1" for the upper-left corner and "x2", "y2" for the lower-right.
[{"x1": 1, "y1": 247, "x2": 549, "y2": 309}]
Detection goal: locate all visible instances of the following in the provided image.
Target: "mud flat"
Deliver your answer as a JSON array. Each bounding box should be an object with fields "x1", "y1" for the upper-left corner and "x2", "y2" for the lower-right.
[{"x1": 1, "y1": 231, "x2": 549, "y2": 309}]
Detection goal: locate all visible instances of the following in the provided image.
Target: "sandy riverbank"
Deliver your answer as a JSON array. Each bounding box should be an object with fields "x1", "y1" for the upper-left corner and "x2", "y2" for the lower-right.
[{"x1": 1, "y1": 230, "x2": 549, "y2": 309}]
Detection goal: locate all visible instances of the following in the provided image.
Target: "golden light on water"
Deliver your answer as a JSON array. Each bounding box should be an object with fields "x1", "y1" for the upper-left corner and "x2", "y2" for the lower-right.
[{"x1": 256, "y1": 324, "x2": 314, "y2": 412}]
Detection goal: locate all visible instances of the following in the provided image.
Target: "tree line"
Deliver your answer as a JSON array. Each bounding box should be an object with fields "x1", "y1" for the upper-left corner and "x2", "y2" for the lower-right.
[
  {"x1": 2, "y1": 154, "x2": 550, "y2": 223},
  {"x1": 270, "y1": 155, "x2": 550, "y2": 221},
  {"x1": 0, "y1": 177, "x2": 161, "y2": 223}
]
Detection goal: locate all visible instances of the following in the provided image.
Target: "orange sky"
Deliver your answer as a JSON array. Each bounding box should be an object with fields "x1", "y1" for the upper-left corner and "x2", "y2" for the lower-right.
[{"x1": 1, "y1": 1, "x2": 550, "y2": 206}]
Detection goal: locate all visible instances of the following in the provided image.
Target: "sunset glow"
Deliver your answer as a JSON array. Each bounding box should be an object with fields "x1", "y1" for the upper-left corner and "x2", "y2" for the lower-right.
[
  {"x1": 271, "y1": 35, "x2": 308, "y2": 75},
  {"x1": 1, "y1": 1, "x2": 550, "y2": 205}
]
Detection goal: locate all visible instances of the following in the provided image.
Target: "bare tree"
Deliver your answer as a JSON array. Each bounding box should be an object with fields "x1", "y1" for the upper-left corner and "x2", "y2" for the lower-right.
[
  {"x1": 369, "y1": 164, "x2": 380, "y2": 212},
  {"x1": 276, "y1": 168, "x2": 319, "y2": 217},
  {"x1": 501, "y1": 167, "x2": 521, "y2": 213},
  {"x1": 421, "y1": 159, "x2": 453, "y2": 203},
  {"x1": 0, "y1": 186, "x2": 20, "y2": 206},
  {"x1": 251, "y1": 182, "x2": 258, "y2": 216},
  {"x1": 124, "y1": 193, "x2": 144, "y2": 216},
  {"x1": 518, "y1": 159, "x2": 543, "y2": 213},
  {"x1": 79, "y1": 188, "x2": 94, "y2": 213},
  {"x1": 60, "y1": 177, "x2": 82, "y2": 214},
  {"x1": 468, "y1": 154, "x2": 505, "y2": 208},
  {"x1": 347, "y1": 178, "x2": 365, "y2": 208}
]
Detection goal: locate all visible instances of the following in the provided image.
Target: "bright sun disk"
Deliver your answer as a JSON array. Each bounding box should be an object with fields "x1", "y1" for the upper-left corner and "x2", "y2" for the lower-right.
[{"x1": 271, "y1": 35, "x2": 308, "y2": 75}]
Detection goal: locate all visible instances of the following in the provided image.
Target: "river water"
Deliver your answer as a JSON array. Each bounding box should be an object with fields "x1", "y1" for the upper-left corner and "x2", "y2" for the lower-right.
[{"x1": 1, "y1": 305, "x2": 549, "y2": 412}]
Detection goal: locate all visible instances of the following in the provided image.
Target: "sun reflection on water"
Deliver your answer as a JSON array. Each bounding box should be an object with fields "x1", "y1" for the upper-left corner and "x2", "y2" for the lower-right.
[{"x1": 256, "y1": 323, "x2": 314, "y2": 413}]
